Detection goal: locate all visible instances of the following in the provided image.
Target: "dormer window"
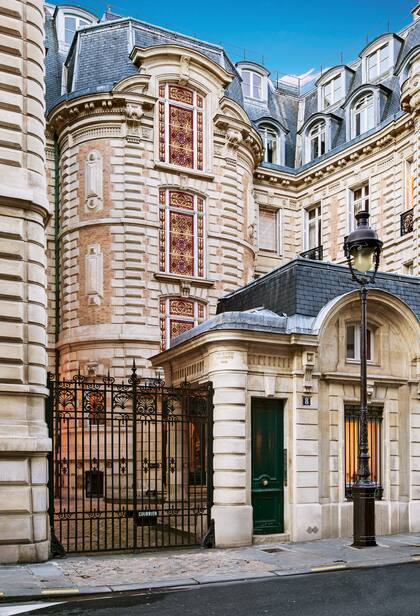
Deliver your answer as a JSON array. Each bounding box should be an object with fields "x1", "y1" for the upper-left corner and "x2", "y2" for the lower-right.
[
  {"x1": 54, "y1": 6, "x2": 97, "y2": 51},
  {"x1": 258, "y1": 123, "x2": 284, "y2": 165},
  {"x1": 242, "y1": 70, "x2": 262, "y2": 100},
  {"x1": 322, "y1": 74, "x2": 343, "y2": 108},
  {"x1": 367, "y1": 44, "x2": 390, "y2": 81},
  {"x1": 236, "y1": 62, "x2": 269, "y2": 103},
  {"x1": 352, "y1": 94, "x2": 374, "y2": 137},
  {"x1": 309, "y1": 121, "x2": 326, "y2": 160}
]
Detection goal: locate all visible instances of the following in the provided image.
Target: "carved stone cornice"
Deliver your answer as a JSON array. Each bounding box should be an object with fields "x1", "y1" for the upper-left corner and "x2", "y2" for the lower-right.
[
  {"x1": 254, "y1": 112, "x2": 414, "y2": 190},
  {"x1": 47, "y1": 91, "x2": 156, "y2": 136}
]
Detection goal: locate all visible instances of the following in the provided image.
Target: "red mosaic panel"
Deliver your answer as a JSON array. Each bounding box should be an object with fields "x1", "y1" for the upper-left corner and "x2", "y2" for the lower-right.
[
  {"x1": 158, "y1": 101, "x2": 165, "y2": 162},
  {"x1": 169, "y1": 105, "x2": 194, "y2": 168},
  {"x1": 197, "y1": 110, "x2": 203, "y2": 170},
  {"x1": 197, "y1": 197, "x2": 204, "y2": 277},
  {"x1": 169, "y1": 211, "x2": 194, "y2": 276},
  {"x1": 169, "y1": 298, "x2": 194, "y2": 318},
  {"x1": 198, "y1": 303, "x2": 205, "y2": 320},
  {"x1": 169, "y1": 85, "x2": 193, "y2": 105},
  {"x1": 169, "y1": 191, "x2": 194, "y2": 210},
  {"x1": 170, "y1": 319, "x2": 194, "y2": 340}
]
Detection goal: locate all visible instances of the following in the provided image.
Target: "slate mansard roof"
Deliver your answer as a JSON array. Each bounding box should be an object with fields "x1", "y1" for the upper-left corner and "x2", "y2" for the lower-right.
[
  {"x1": 45, "y1": 5, "x2": 420, "y2": 170},
  {"x1": 168, "y1": 259, "x2": 420, "y2": 347}
]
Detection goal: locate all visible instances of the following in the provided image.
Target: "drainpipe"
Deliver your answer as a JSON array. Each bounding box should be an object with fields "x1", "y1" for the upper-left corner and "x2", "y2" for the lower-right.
[{"x1": 54, "y1": 136, "x2": 60, "y2": 380}]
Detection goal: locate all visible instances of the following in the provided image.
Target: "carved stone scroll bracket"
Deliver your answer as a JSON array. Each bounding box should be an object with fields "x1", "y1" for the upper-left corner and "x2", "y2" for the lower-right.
[{"x1": 303, "y1": 350, "x2": 316, "y2": 392}]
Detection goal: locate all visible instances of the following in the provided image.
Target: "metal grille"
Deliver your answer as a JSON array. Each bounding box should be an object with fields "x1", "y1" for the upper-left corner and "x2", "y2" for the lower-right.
[
  {"x1": 300, "y1": 245, "x2": 323, "y2": 261},
  {"x1": 344, "y1": 405, "x2": 383, "y2": 500},
  {"x1": 47, "y1": 366, "x2": 213, "y2": 554},
  {"x1": 401, "y1": 208, "x2": 414, "y2": 236}
]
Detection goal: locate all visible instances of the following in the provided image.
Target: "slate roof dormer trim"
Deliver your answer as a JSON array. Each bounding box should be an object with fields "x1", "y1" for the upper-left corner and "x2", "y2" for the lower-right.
[
  {"x1": 358, "y1": 32, "x2": 404, "y2": 59},
  {"x1": 130, "y1": 44, "x2": 234, "y2": 88}
]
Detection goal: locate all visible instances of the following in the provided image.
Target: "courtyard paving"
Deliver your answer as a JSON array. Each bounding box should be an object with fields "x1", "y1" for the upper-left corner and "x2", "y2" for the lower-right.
[{"x1": 1, "y1": 533, "x2": 420, "y2": 600}]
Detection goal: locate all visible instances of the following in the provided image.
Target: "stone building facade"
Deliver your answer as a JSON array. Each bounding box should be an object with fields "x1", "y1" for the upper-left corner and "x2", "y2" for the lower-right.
[
  {"x1": 0, "y1": 0, "x2": 419, "y2": 562},
  {"x1": 152, "y1": 261, "x2": 420, "y2": 546},
  {"x1": 43, "y1": 3, "x2": 420, "y2": 381}
]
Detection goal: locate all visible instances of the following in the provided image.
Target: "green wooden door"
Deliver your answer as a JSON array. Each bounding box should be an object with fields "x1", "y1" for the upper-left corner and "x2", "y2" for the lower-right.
[{"x1": 251, "y1": 398, "x2": 284, "y2": 534}]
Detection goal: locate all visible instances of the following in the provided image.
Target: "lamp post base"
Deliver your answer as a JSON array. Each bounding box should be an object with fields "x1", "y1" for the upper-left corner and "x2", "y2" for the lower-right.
[{"x1": 352, "y1": 483, "x2": 377, "y2": 547}]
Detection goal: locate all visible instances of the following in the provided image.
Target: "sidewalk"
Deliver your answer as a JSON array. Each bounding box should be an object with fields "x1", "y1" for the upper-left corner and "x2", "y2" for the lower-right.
[{"x1": 1, "y1": 533, "x2": 420, "y2": 601}]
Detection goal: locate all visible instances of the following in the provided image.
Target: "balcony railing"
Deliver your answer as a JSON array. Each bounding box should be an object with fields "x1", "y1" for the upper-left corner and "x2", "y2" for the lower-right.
[
  {"x1": 401, "y1": 208, "x2": 414, "y2": 236},
  {"x1": 300, "y1": 245, "x2": 323, "y2": 261}
]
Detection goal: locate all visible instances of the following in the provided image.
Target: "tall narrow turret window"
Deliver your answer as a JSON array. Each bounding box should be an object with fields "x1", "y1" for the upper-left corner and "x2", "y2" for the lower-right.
[
  {"x1": 159, "y1": 189, "x2": 205, "y2": 278},
  {"x1": 158, "y1": 83, "x2": 204, "y2": 170}
]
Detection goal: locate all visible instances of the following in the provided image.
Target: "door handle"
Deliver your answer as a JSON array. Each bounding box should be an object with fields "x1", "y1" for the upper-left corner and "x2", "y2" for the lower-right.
[{"x1": 260, "y1": 478, "x2": 269, "y2": 487}]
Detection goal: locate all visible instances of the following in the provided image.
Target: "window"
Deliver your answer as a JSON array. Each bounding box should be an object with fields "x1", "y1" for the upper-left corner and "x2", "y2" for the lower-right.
[
  {"x1": 352, "y1": 94, "x2": 374, "y2": 137},
  {"x1": 308, "y1": 122, "x2": 326, "y2": 161},
  {"x1": 259, "y1": 208, "x2": 280, "y2": 253},
  {"x1": 159, "y1": 297, "x2": 205, "y2": 350},
  {"x1": 346, "y1": 323, "x2": 373, "y2": 361},
  {"x1": 64, "y1": 14, "x2": 89, "y2": 45},
  {"x1": 304, "y1": 204, "x2": 322, "y2": 251},
  {"x1": 345, "y1": 405, "x2": 383, "y2": 500},
  {"x1": 158, "y1": 83, "x2": 204, "y2": 170},
  {"x1": 258, "y1": 124, "x2": 282, "y2": 164},
  {"x1": 367, "y1": 44, "x2": 391, "y2": 81},
  {"x1": 349, "y1": 183, "x2": 369, "y2": 231},
  {"x1": 322, "y1": 74, "x2": 343, "y2": 108},
  {"x1": 159, "y1": 189, "x2": 205, "y2": 278},
  {"x1": 405, "y1": 158, "x2": 414, "y2": 211},
  {"x1": 242, "y1": 70, "x2": 263, "y2": 100}
]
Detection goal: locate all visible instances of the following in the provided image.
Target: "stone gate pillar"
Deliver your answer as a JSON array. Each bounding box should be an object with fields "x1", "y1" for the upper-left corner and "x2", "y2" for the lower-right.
[
  {"x1": 208, "y1": 346, "x2": 252, "y2": 547},
  {"x1": 0, "y1": 0, "x2": 50, "y2": 562}
]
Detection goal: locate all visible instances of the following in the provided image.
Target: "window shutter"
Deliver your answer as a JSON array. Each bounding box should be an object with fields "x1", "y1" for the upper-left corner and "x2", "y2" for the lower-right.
[{"x1": 259, "y1": 209, "x2": 277, "y2": 252}]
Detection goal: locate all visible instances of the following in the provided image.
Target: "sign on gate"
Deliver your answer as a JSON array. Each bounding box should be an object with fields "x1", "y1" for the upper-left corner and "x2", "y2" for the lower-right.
[{"x1": 46, "y1": 364, "x2": 213, "y2": 554}]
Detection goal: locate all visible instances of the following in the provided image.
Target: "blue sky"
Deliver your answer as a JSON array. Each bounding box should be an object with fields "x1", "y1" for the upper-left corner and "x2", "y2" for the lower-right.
[{"x1": 69, "y1": 0, "x2": 415, "y2": 76}]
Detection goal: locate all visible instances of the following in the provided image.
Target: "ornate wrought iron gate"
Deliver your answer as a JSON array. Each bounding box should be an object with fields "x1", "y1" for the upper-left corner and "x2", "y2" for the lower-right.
[{"x1": 47, "y1": 365, "x2": 213, "y2": 553}]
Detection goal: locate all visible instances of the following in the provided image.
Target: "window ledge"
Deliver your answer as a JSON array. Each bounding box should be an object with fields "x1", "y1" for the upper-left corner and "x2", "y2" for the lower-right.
[
  {"x1": 154, "y1": 162, "x2": 215, "y2": 181},
  {"x1": 154, "y1": 272, "x2": 214, "y2": 288}
]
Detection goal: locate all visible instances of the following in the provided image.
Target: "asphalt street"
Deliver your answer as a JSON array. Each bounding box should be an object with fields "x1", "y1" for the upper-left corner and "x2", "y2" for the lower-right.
[{"x1": 4, "y1": 562, "x2": 420, "y2": 616}]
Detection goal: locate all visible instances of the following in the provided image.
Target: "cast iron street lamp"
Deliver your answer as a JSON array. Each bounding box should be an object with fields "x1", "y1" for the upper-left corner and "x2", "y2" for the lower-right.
[{"x1": 344, "y1": 210, "x2": 383, "y2": 547}]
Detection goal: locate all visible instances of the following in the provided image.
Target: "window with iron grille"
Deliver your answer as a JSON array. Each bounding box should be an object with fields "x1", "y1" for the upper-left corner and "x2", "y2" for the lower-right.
[{"x1": 345, "y1": 405, "x2": 383, "y2": 500}]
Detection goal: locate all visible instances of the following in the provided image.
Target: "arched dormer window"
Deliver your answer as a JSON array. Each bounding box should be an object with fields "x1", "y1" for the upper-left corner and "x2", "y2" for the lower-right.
[
  {"x1": 64, "y1": 14, "x2": 90, "y2": 45},
  {"x1": 345, "y1": 85, "x2": 390, "y2": 140},
  {"x1": 258, "y1": 123, "x2": 285, "y2": 165},
  {"x1": 300, "y1": 113, "x2": 340, "y2": 164},
  {"x1": 236, "y1": 62, "x2": 269, "y2": 103},
  {"x1": 308, "y1": 121, "x2": 326, "y2": 160},
  {"x1": 359, "y1": 33, "x2": 403, "y2": 84},
  {"x1": 316, "y1": 65, "x2": 355, "y2": 112},
  {"x1": 53, "y1": 6, "x2": 97, "y2": 50},
  {"x1": 352, "y1": 93, "x2": 374, "y2": 137}
]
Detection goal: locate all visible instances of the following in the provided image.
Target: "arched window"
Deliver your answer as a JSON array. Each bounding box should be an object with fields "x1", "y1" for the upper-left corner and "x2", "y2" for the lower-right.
[
  {"x1": 158, "y1": 83, "x2": 204, "y2": 171},
  {"x1": 258, "y1": 124, "x2": 283, "y2": 165},
  {"x1": 159, "y1": 189, "x2": 205, "y2": 278},
  {"x1": 159, "y1": 297, "x2": 206, "y2": 350},
  {"x1": 64, "y1": 14, "x2": 90, "y2": 45},
  {"x1": 346, "y1": 323, "x2": 374, "y2": 361},
  {"x1": 352, "y1": 94, "x2": 374, "y2": 137},
  {"x1": 308, "y1": 121, "x2": 326, "y2": 161}
]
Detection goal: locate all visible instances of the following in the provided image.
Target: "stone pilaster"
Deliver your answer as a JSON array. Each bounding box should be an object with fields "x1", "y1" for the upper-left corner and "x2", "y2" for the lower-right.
[
  {"x1": 207, "y1": 346, "x2": 252, "y2": 547},
  {"x1": 401, "y1": 52, "x2": 420, "y2": 277},
  {"x1": 0, "y1": 0, "x2": 50, "y2": 562}
]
